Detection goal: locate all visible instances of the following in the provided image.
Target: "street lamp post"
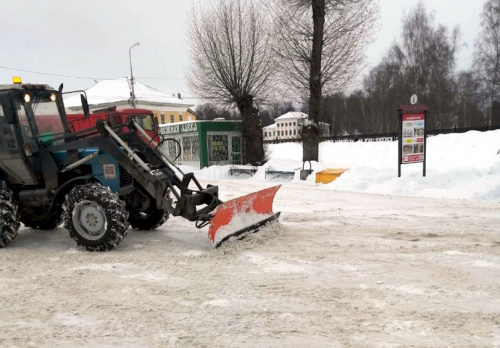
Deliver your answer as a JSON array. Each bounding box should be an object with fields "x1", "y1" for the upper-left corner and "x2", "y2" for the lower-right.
[{"x1": 129, "y1": 42, "x2": 140, "y2": 108}]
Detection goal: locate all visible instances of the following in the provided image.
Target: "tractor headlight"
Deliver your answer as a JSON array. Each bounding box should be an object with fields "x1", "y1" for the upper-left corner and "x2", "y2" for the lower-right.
[
  {"x1": 23, "y1": 94, "x2": 31, "y2": 103},
  {"x1": 50, "y1": 93, "x2": 56, "y2": 102}
]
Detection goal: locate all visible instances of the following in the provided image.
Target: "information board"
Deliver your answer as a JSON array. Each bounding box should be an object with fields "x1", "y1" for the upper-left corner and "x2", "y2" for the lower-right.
[
  {"x1": 398, "y1": 103, "x2": 427, "y2": 177},
  {"x1": 401, "y1": 113, "x2": 425, "y2": 164}
]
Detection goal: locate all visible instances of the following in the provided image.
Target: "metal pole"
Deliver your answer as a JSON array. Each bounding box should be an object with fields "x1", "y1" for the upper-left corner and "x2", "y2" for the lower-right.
[
  {"x1": 129, "y1": 42, "x2": 140, "y2": 108},
  {"x1": 423, "y1": 109, "x2": 427, "y2": 177},
  {"x1": 398, "y1": 109, "x2": 402, "y2": 177}
]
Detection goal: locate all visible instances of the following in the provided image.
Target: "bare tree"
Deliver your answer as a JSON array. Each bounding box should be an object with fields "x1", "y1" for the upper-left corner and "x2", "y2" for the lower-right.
[
  {"x1": 195, "y1": 103, "x2": 239, "y2": 121},
  {"x1": 269, "y1": 0, "x2": 377, "y2": 161},
  {"x1": 363, "y1": 58, "x2": 406, "y2": 133},
  {"x1": 187, "y1": 0, "x2": 274, "y2": 165},
  {"x1": 456, "y1": 72, "x2": 486, "y2": 128},
  {"x1": 386, "y1": 3, "x2": 460, "y2": 128},
  {"x1": 473, "y1": 0, "x2": 500, "y2": 126},
  {"x1": 362, "y1": 3, "x2": 459, "y2": 130}
]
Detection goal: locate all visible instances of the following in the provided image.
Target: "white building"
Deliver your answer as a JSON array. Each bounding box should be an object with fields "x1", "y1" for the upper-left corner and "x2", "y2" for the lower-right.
[
  {"x1": 263, "y1": 111, "x2": 330, "y2": 140},
  {"x1": 63, "y1": 78, "x2": 195, "y2": 124}
]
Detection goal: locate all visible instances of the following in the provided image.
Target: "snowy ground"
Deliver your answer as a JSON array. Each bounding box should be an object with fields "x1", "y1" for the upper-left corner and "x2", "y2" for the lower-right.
[
  {"x1": 1, "y1": 180, "x2": 499, "y2": 347},
  {"x1": 1, "y1": 131, "x2": 499, "y2": 347}
]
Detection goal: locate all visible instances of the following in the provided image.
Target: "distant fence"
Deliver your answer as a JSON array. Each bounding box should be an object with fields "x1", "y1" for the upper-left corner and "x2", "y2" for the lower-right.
[{"x1": 264, "y1": 125, "x2": 500, "y2": 144}]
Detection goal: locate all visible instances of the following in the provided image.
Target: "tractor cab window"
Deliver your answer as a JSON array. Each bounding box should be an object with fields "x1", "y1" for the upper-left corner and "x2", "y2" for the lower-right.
[
  {"x1": 0, "y1": 104, "x2": 18, "y2": 149},
  {"x1": 29, "y1": 91, "x2": 65, "y2": 144},
  {"x1": 14, "y1": 100, "x2": 33, "y2": 143},
  {"x1": 133, "y1": 114, "x2": 155, "y2": 131}
]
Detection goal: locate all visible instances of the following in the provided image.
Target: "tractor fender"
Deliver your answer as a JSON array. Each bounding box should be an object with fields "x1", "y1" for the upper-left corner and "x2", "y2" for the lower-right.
[{"x1": 49, "y1": 174, "x2": 96, "y2": 213}]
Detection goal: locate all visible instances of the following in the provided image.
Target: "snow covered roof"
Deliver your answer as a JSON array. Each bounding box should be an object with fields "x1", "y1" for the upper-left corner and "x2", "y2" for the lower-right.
[
  {"x1": 263, "y1": 124, "x2": 277, "y2": 130},
  {"x1": 275, "y1": 112, "x2": 308, "y2": 120},
  {"x1": 63, "y1": 78, "x2": 193, "y2": 108}
]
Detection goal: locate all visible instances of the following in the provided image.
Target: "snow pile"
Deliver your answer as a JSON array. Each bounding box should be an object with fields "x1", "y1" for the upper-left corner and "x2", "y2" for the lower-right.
[{"x1": 193, "y1": 130, "x2": 500, "y2": 202}]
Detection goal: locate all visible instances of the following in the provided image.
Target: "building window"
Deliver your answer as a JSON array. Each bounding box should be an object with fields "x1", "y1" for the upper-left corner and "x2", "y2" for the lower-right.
[
  {"x1": 294, "y1": 130, "x2": 296, "y2": 135},
  {"x1": 182, "y1": 136, "x2": 200, "y2": 162},
  {"x1": 170, "y1": 115, "x2": 174, "y2": 123},
  {"x1": 208, "y1": 134, "x2": 229, "y2": 163},
  {"x1": 179, "y1": 114, "x2": 183, "y2": 122},
  {"x1": 161, "y1": 114, "x2": 165, "y2": 124}
]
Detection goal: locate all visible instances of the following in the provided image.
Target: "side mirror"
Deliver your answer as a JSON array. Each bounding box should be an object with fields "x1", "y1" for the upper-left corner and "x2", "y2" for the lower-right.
[{"x1": 81, "y1": 94, "x2": 90, "y2": 119}]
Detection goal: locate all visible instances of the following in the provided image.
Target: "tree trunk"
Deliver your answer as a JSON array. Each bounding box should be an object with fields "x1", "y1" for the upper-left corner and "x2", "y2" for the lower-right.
[
  {"x1": 237, "y1": 96, "x2": 265, "y2": 165},
  {"x1": 492, "y1": 100, "x2": 500, "y2": 129},
  {"x1": 303, "y1": 0, "x2": 325, "y2": 162}
]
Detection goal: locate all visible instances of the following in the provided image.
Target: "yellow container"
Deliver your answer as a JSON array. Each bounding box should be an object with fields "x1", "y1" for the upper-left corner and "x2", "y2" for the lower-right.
[{"x1": 315, "y1": 168, "x2": 349, "y2": 184}]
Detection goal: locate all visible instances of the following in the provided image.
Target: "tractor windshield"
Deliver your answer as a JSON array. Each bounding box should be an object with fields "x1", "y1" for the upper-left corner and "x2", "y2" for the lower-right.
[{"x1": 30, "y1": 91, "x2": 65, "y2": 143}]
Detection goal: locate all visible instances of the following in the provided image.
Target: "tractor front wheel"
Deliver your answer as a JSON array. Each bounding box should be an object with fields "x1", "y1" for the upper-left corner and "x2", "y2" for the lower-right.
[
  {"x1": 0, "y1": 180, "x2": 21, "y2": 248},
  {"x1": 63, "y1": 184, "x2": 129, "y2": 251}
]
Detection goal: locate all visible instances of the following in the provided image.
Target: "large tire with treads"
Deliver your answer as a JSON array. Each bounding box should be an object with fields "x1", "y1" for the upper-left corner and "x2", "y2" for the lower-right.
[
  {"x1": 20, "y1": 206, "x2": 63, "y2": 230},
  {"x1": 128, "y1": 208, "x2": 169, "y2": 230},
  {"x1": 0, "y1": 180, "x2": 21, "y2": 248},
  {"x1": 62, "y1": 183, "x2": 129, "y2": 251}
]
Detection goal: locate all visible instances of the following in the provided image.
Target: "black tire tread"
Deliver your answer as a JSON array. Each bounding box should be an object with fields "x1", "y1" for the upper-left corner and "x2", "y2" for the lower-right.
[
  {"x1": 62, "y1": 184, "x2": 129, "y2": 252},
  {"x1": 128, "y1": 209, "x2": 169, "y2": 230},
  {"x1": 20, "y1": 209, "x2": 63, "y2": 230},
  {"x1": 0, "y1": 181, "x2": 20, "y2": 248}
]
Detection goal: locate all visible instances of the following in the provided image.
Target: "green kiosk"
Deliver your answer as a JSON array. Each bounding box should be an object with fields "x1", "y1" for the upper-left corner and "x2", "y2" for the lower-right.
[{"x1": 158, "y1": 120, "x2": 244, "y2": 170}]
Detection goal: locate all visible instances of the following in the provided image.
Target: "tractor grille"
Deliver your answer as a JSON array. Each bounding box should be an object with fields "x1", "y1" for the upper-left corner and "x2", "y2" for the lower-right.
[{"x1": 119, "y1": 166, "x2": 133, "y2": 187}]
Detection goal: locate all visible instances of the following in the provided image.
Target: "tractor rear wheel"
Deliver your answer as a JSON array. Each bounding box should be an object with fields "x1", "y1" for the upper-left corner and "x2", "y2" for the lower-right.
[
  {"x1": 63, "y1": 184, "x2": 129, "y2": 251},
  {"x1": 0, "y1": 180, "x2": 21, "y2": 248},
  {"x1": 21, "y1": 206, "x2": 63, "y2": 230}
]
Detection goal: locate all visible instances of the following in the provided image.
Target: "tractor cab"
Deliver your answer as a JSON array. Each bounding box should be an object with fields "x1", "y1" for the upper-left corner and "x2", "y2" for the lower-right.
[{"x1": 0, "y1": 77, "x2": 68, "y2": 185}]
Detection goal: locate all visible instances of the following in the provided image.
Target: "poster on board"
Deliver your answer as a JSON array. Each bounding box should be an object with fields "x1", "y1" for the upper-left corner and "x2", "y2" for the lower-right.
[{"x1": 401, "y1": 113, "x2": 425, "y2": 164}]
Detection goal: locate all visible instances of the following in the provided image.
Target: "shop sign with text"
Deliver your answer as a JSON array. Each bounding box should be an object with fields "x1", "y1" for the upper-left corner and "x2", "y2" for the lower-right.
[{"x1": 160, "y1": 123, "x2": 198, "y2": 135}]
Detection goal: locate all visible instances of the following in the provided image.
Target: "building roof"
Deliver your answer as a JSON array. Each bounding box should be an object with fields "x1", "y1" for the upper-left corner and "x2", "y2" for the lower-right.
[
  {"x1": 263, "y1": 124, "x2": 277, "y2": 130},
  {"x1": 63, "y1": 78, "x2": 193, "y2": 108},
  {"x1": 275, "y1": 111, "x2": 308, "y2": 120}
]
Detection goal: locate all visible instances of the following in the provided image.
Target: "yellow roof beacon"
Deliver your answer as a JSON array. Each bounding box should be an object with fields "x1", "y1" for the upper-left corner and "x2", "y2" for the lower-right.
[{"x1": 12, "y1": 76, "x2": 22, "y2": 84}]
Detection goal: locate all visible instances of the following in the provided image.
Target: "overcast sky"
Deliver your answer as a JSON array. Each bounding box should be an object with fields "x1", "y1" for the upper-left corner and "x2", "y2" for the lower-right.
[{"x1": 0, "y1": 0, "x2": 484, "y2": 102}]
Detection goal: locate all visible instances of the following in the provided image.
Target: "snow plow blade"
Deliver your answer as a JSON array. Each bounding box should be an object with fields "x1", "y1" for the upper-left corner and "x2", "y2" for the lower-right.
[{"x1": 208, "y1": 185, "x2": 281, "y2": 248}]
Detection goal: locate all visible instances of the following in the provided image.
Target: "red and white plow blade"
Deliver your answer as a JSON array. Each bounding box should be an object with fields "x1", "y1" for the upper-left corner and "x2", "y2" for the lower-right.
[{"x1": 208, "y1": 185, "x2": 281, "y2": 248}]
